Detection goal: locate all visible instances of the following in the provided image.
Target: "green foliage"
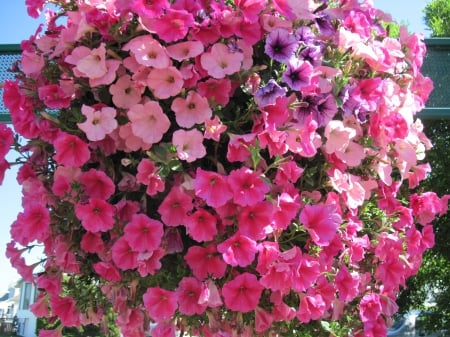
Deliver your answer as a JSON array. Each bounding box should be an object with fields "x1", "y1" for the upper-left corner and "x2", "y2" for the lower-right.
[{"x1": 424, "y1": 0, "x2": 450, "y2": 37}]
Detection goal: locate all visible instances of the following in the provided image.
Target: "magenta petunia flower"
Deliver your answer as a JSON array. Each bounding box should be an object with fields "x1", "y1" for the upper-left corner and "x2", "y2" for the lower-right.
[
  {"x1": 143, "y1": 287, "x2": 178, "y2": 322},
  {"x1": 157, "y1": 186, "x2": 193, "y2": 227},
  {"x1": 184, "y1": 244, "x2": 227, "y2": 280},
  {"x1": 299, "y1": 204, "x2": 342, "y2": 247},
  {"x1": 111, "y1": 236, "x2": 139, "y2": 270},
  {"x1": 222, "y1": 273, "x2": 263, "y2": 313},
  {"x1": 93, "y1": 262, "x2": 122, "y2": 282},
  {"x1": 136, "y1": 159, "x2": 164, "y2": 196},
  {"x1": 75, "y1": 198, "x2": 116, "y2": 233},
  {"x1": 217, "y1": 232, "x2": 258, "y2": 267},
  {"x1": 185, "y1": 208, "x2": 218, "y2": 242},
  {"x1": 194, "y1": 168, "x2": 233, "y2": 208},
  {"x1": 53, "y1": 133, "x2": 90, "y2": 167},
  {"x1": 124, "y1": 214, "x2": 164, "y2": 252},
  {"x1": 228, "y1": 167, "x2": 270, "y2": 207},
  {"x1": 176, "y1": 277, "x2": 207, "y2": 315},
  {"x1": 79, "y1": 168, "x2": 115, "y2": 200}
]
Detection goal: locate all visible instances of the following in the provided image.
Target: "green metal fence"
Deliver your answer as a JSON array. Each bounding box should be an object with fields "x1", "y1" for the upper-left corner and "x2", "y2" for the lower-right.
[{"x1": 0, "y1": 39, "x2": 449, "y2": 122}]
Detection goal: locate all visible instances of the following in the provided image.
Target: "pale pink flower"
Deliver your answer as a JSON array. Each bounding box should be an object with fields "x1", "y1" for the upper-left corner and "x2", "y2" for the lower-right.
[
  {"x1": 123, "y1": 35, "x2": 171, "y2": 69},
  {"x1": 166, "y1": 40, "x2": 204, "y2": 61},
  {"x1": 172, "y1": 129, "x2": 206, "y2": 163},
  {"x1": 128, "y1": 101, "x2": 170, "y2": 145},
  {"x1": 172, "y1": 91, "x2": 212, "y2": 128},
  {"x1": 109, "y1": 74, "x2": 144, "y2": 109},
  {"x1": 324, "y1": 120, "x2": 356, "y2": 154},
  {"x1": 143, "y1": 287, "x2": 178, "y2": 322},
  {"x1": 78, "y1": 104, "x2": 118, "y2": 141},
  {"x1": 117, "y1": 123, "x2": 152, "y2": 152},
  {"x1": 200, "y1": 43, "x2": 244, "y2": 79},
  {"x1": 335, "y1": 141, "x2": 365, "y2": 167},
  {"x1": 65, "y1": 44, "x2": 108, "y2": 79},
  {"x1": 146, "y1": 66, "x2": 184, "y2": 99},
  {"x1": 89, "y1": 59, "x2": 121, "y2": 87},
  {"x1": 222, "y1": 273, "x2": 263, "y2": 313}
]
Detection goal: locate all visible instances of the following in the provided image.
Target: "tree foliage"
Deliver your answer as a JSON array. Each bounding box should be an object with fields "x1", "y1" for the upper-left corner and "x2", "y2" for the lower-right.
[{"x1": 424, "y1": 0, "x2": 450, "y2": 37}]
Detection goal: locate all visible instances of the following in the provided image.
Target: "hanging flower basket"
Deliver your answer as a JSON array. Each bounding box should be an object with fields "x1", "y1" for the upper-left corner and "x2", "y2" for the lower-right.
[{"x1": 1, "y1": 1, "x2": 449, "y2": 336}]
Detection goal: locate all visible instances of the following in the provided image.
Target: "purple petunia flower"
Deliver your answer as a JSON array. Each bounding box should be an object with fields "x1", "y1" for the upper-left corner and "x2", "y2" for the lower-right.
[
  {"x1": 264, "y1": 28, "x2": 299, "y2": 63},
  {"x1": 300, "y1": 44, "x2": 323, "y2": 67},
  {"x1": 254, "y1": 79, "x2": 287, "y2": 107},
  {"x1": 282, "y1": 58, "x2": 313, "y2": 91}
]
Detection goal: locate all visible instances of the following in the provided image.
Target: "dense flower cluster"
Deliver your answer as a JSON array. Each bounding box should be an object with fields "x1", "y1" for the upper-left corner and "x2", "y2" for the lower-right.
[{"x1": 1, "y1": 0, "x2": 449, "y2": 336}]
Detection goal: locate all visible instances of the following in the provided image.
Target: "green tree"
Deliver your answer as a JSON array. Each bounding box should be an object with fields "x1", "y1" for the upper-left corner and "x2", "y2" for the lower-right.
[{"x1": 424, "y1": 0, "x2": 450, "y2": 37}]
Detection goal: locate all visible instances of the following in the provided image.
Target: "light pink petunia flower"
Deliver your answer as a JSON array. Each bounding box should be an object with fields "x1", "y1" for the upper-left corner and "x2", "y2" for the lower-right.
[
  {"x1": 171, "y1": 90, "x2": 212, "y2": 128},
  {"x1": 78, "y1": 104, "x2": 118, "y2": 142},
  {"x1": 200, "y1": 43, "x2": 244, "y2": 79},
  {"x1": 128, "y1": 101, "x2": 170, "y2": 145},
  {"x1": 172, "y1": 129, "x2": 206, "y2": 163},
  {"x1": 146, "y1": 66, "x2": 184, "y2": 99}
]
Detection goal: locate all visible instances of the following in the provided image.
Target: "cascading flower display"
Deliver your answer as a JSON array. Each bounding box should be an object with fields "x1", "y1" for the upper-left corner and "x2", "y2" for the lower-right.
[{"x1": 1, "y1": 0, "x2": 449, "y2": 336}]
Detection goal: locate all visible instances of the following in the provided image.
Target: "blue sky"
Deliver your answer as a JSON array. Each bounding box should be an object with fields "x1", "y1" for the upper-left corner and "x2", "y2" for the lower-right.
[{"x1": 0, "y1": 1, "x2": 431, "y2": 294}]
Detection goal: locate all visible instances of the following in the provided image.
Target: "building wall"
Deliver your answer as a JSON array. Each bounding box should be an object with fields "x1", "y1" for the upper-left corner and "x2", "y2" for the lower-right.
[{"x1": 16, "y1": 282, "x2": 37, "y2": 337}]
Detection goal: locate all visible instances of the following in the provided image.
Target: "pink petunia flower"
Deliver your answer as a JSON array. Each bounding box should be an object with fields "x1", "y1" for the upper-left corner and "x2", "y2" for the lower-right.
[
  {"x1": 143, "y1": 287, "x2": 178, "y2": 322},
  {"x1": 79, "y1": 168, "x2": 115, "y2": 200},
  {"x1": 111, "y1": 236, "x2": 139, "y2": 270},
  {"x1": 65, "y1": 44, "x2": 108, "y2": 80},
  {"x1": 217, "y1": 232, "x2": 258, "y2": 267},
  {"x1": 146, "y1": 66, "x2": 184, "y2": 99},
  {"x1": 185, "y1": 208, "x2": 218, "y2": 242},
  {"x1": 184, "y1": 244, "x2": 227, "y2": 280},
  {"x1": 123, "y1": 35, "x2": 171, "y2": 69},
  {"x1": 109, "y1": 74, "x2": 144, "y2": 109},
  {"x1": 299, "y1": 204, "x2": 341, "y2": 247},
  {"x1": 77, "y1": 104, "x2": 118, "y2": 141},
  {"x1": 222, "y1": 273, "x2": 263, "y2": 313},
  {"x1": 124, "y1": 214, "x2": 164, "y2": 252},
  {"x1": 228, "y1": 167, "x2": 270, "y2": 207},
  {"x1": 204, "y1": 115, "x2": 228, "y2": 141},
  {"x1": 238, "y1": 201, "x2": 273, "y2": 240},
  {"x1": 136, "y1": 159, "x2": 165, "y2": 196},
  {"x1": 53, "y1": 133, "x2": 90, "y2": 167},
  {"x1": 157, "y1": 186, "x2": 193, "y2": 227},
  {"x1": 140, "y1": 8, "x2": 194, "y2": 43},
  {"x1": 128, "y1": 101, "x2": 170, "y2": 145},
  {"x1": 176, "y1": 277, "x2": 207, "y2": 315},
  {"x1": 171, "y1": 90, "x2": 212, "y2": 128},
  {"x1": 194, "y1": 168, "x2": 233, "y2": 208},
  {"x1": 297, "y1": 294, "x2": 326, "y2": 323},
  {"x1": 75, "y1": 198, "x2": 116, "y2": 233},
  {"x1": 200, "y1": 43, "x2": 244, "y2": 79},
  {"x1": 172, "y1": 129, "x2": 206, "y2": 163},
  {"x1": 38, "y1": 84, "x2": 72, "y2": 109},
  {"x1": 93, "y1": 262, "x2": 122, "y2": 282},
  {"x1": 166, "y1": 40, "x2": 204, "y2": 61},
  {"x1": 49, "y1": 296, "x2": 80, "y2": 327}
]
